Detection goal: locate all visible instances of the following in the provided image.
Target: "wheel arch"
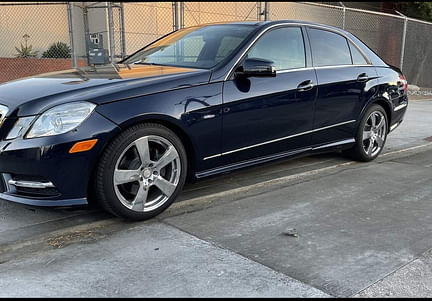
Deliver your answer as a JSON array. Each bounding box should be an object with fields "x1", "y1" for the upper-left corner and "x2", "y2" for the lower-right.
[
  {"x1": 118, "y1": 114, "x2": 196, "y2": 180},
  {"x1": 360, "y1": 96, "x2": 392, "y2": 132},
  {"x1": 87, "y1": 114, "x2": 197, "y2": 206}
]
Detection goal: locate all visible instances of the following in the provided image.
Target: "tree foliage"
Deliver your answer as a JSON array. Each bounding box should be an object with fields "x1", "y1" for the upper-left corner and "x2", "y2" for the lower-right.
[{"x1": 396, "y1": 2, "x2": 432, "y2": 22}]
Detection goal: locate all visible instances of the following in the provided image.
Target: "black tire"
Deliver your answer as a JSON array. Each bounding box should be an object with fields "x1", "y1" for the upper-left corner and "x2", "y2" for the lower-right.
[
  {"x1": 343, "y1": 104, "x2": 388, "y2": 162},
  {"x1": 94, "y1": 123, "x2": 187, "y2": 221}
]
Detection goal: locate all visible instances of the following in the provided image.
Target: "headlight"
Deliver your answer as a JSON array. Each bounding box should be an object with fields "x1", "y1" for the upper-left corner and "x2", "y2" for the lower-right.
[
  {"x1": 7, "y1": 102, "x2": 96, "y2": 139},
  {"x1": 26, "y1": 102, "x2": 96, "y2": 138}
]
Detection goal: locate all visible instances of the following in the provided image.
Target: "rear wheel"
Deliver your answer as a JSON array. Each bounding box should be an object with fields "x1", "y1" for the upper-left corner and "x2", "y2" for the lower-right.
[
  {"x1": 343, "y1": 104, "x2": 388, "y2": 162},
  {"x1": 95, "y1": 123, "x2": 187, "y2": 220}
]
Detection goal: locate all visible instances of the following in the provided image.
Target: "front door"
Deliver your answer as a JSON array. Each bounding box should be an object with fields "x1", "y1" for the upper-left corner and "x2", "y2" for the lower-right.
[{"x1": 221, "y1": 26, "x2": 317, "y2": 165}]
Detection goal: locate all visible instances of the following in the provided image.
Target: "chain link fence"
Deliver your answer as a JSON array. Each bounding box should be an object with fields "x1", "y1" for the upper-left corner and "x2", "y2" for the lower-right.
[
  {"x1": 0, "y1": 2, "x2": 431, "y2": 88},
  {"x1": 182, "y1": 2, "x2": 260, "y2": 27},
  {"x1": 0, "y1": 2, "x2": 81, "y2": 83},
  {"x1": 269, "y1": 2, "x2": 345, "y2": 28},
  {"x1": 402, "y1": 19, "x2": 432, "y2": 88},
  {"x1": 343, "y1": 7, "x2": 405, "y2": 69},
  {"x1": 268, "y1": 3, "x2": 406, "y2": 73},
  {"x1": 268, "y1": 2, "x2": 431, "y2": 87},
  {"x1": 120, "y1": 2, "x2": 173, "y2": 57}
]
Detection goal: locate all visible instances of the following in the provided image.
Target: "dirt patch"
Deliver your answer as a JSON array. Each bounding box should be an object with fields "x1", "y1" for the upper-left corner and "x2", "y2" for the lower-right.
[{"x1": 47, "y1": 229, "x2": 105, "y2": 249}]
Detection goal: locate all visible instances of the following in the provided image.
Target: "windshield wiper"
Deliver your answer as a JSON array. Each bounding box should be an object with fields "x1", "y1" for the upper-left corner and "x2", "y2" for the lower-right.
[{"x1": 132, "y1": 61, "x2": 169, "y2": 67}]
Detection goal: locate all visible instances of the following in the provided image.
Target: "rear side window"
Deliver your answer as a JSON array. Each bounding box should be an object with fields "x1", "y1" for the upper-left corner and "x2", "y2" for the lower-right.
[
  {"x1": 308, "y1": 28, "x2": 351, "y2": 67},
  {"x1": 247, "y1": 27, "x2": 306, "y2": 71},
  {"x1": 349, "y1": 41, "x2": 368, "y2": 65}
]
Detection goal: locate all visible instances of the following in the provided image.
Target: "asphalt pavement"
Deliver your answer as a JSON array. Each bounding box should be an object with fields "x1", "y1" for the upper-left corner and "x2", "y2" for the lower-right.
[{"x1": 0, "y1": 100, "x2": 431, "y2": 297}]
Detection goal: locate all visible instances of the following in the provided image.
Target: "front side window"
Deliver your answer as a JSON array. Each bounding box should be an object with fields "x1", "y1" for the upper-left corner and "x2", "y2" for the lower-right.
[
  {"x1": 247, "y1": 27, "x2": 306, "y2": 71},
  {"x1": 308, "y1": 28, "x2": 352, "y2": 67},
  {"x1": 122, "y1": 25, "x2": 256, "y2": 69}
]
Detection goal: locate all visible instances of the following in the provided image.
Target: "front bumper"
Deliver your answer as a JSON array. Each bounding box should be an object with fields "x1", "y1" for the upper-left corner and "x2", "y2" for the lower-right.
[
  {"x1": 0, "y1": 191, "x2": 87, "y2": 206},
  {"x1": 0, "y1": 112, "x2": 120, "y2": 207}
]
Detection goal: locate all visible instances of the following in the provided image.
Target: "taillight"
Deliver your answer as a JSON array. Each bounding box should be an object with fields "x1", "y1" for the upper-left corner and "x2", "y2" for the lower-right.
[{"x1": 399, "y1": 74, "x2": 407, "y2": 92}]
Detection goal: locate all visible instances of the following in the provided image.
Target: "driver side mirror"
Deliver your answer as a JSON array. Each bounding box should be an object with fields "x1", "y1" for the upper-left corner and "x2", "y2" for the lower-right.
[{"x1": 235, "y1": 58, "x2": 276, "y2": 78}]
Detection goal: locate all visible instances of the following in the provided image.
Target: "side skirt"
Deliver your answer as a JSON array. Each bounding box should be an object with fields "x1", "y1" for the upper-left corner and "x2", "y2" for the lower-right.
[{"x1": 195, "y1": 138, "x2": 355, "y2": 179}]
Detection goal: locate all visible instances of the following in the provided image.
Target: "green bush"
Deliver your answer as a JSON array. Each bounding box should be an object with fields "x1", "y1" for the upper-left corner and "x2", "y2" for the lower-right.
[{"x1": 42, "y1": 42, "x2": 71, "y2": 58}]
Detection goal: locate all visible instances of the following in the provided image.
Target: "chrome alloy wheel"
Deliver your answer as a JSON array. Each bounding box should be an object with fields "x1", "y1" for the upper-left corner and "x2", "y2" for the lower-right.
[
  {"x1": 113, "y1": 135, "x2": 181, "y2": 212},
  {"x1": 362, "y1": 111, "x2": 386, "y2": 157}
]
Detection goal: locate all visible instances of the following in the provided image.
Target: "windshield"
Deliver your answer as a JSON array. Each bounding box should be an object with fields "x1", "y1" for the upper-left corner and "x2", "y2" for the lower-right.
[{"x1": 122, "y1": 24, "x2": 256, "y2": 69}]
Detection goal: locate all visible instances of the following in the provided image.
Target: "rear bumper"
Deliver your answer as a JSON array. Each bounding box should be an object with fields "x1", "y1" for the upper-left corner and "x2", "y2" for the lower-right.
[
  {"x1": 0, "y1": 112, "x2": 120, "y2": 207},
  {"x1": 389, "y1": 95, "x2": 408, "y2": 133}
]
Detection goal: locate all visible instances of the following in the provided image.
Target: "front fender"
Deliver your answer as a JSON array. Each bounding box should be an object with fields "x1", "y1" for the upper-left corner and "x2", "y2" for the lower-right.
[{"x1": 95, "y1": 83, "x2": 224, "y2": 172}]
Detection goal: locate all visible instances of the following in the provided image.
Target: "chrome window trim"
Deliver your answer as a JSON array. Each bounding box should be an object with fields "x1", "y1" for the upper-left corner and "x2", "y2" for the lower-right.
[
  {"x1": 314, "y1": 64, "x2": 371, "y2": 70},
  {"x1": 203, "y1": 119, "x2": 356, "y2": 160},
  {"x1": 276, "y1": 64, "x2": 371, "y2": 74},
  {"x1": 223, "y1": 22, "x2": 372, "y2": 81},
  {"x1": 277, "y1": 67, "x2": 314, "y2": 74}
]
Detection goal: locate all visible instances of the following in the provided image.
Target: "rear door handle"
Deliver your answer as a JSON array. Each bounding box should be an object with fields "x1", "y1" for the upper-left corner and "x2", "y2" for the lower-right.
[
  {"x1": 297, "y1": 80, "x2": 314, "y2": 92},
  {"x1": 357, "y1": 73, "x2": 369, "y2": 82}
]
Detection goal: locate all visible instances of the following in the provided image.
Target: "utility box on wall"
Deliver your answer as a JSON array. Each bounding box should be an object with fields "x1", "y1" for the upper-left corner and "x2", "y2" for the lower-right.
[{"x1": 88, "y1": 33, "x2": 109, "y2": 65}]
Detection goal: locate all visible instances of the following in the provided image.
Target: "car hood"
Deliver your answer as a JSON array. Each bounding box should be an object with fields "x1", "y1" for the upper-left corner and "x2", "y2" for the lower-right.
[{"x1": 0, "y1": 64, "x2": 211, "y2": 117}]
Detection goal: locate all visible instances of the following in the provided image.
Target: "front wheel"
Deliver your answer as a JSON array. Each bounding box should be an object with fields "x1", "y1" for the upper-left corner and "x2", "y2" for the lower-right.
[
  {"x1": 343, "y1": 104, "x2": 388, "y2": 162},
  {"x1": 94, "y1": 123, "x2": 187, "y2": 220}
]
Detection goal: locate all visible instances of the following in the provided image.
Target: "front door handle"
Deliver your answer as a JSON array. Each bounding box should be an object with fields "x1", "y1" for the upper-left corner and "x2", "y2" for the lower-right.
[
  {"x1": 357, "y1": 73, "x2": 369, "y2": 82},
  {"x1": 297, "y1": 80, "x2": 314, "y2": 92}
]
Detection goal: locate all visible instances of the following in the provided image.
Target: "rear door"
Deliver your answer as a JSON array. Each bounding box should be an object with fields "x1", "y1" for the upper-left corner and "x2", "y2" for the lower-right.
[{"x1": 306, "y1": 27, "x2": 377, "y2": 146}]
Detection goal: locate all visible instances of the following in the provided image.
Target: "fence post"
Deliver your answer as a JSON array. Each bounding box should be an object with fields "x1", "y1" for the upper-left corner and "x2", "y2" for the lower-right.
[
  {"x1": 395, "y1": 10, "x2": 408, "y2": 70},
  {"x1": 83, "y1": 2, "x2": 90, "y2": 65},
  {"x1": 179, "y1": 2, "x2": 184, "y2": 29},
  {"x1": 120, "y1": 2, "x2": 126, "y2": 58},
  {"x1": 257, "y1": 2, "x2": 262, "y2": 21},
  {"x1": 107, "y1": 2, "x2": 115, "y2": 64},
  {"x1": 67, "y1": 2, "x2": 77, "y2": 68},
  {"x1": 400, "y1": 16, "x2": 408, "y2": 70},
  {"x1": 264, "y1": 1, "x2": 269, "y2": 21},
  {"x1": 339, "y1": 2, "x2": 346, "y2": 30},
  {"x1": 173, "y1": 2, "x2": 178, "y2": 31}
]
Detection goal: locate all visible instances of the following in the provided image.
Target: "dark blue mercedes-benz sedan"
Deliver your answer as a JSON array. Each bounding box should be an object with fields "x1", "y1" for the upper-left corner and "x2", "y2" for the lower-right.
[{"x1": 0, "y1": 20, "x2": 408, "y2": 220}]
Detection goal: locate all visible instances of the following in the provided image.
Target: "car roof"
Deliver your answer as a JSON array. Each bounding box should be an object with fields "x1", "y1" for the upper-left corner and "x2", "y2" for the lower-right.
[
  {"x1": 183, "y1": 20, "x2": 386, "y2": 68},
  {"x1": 198, "y1": 20, "x2": 347, "y2": 34}
]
